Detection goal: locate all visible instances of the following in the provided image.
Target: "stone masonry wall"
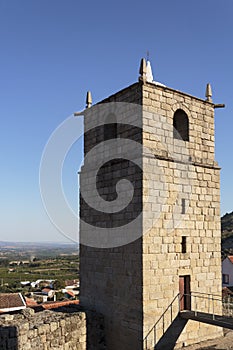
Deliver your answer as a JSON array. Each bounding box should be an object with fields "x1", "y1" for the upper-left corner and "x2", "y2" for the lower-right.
[
  {"x1": 0, "y1": 307, "x2": 105, "y2": 350},
  {"x1": 142, "y1": 82, "x2": 223, "y2": 349},
  {"x1": 80, "y1": 80, "x2": 223, "y2": 350},
  {"x1": 80, "y1": 83, "x2": 144, "y2": 350}
]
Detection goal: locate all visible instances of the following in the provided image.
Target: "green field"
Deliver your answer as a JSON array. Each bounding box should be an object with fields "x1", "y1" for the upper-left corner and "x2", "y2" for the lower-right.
[{"x1": 0, "y1": 242, "x2": 79, "y2": 292}]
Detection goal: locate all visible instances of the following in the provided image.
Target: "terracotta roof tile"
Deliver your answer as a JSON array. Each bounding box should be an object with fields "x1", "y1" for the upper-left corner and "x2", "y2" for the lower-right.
[
  {"x1": 0, "y1": 293, "x2": 25, "y2": 309},
  {"x1": 31, "y1": 299, "x2": 79, "y2": 311},
  {"x1": 25, "y1": 297, "x2": 38, "y2": 306}
]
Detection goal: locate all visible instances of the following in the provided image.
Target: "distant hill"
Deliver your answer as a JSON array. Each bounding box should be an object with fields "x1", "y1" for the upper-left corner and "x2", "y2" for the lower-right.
[
  {"x1": 221, "y1": 212, "x2": 233, "y2": 253},
  {"x1": 222, "y1": 212, "x2": 233, "y2": 238},
  {"x1": 0, "y1": 241, "x2": 79, "y2": 259},
  {"x1": 0, "y1": 241, "x2": 78, "y2": 248}
]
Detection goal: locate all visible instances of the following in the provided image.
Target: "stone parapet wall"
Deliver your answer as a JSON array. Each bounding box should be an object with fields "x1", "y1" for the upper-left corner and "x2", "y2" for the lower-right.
[{"x1": 0, "y1": 307, "x2": 105, "y2": 350}]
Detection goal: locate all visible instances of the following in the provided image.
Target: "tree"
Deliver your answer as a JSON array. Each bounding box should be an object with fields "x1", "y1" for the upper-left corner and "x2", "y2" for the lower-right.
[{"x1": 53, "y1": 279, "x2": 65, "y2": 290}]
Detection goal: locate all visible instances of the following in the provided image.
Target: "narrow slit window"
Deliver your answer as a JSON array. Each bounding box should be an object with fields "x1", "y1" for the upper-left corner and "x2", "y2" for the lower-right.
[
  {"x1": 223, "y1": 274, "x2": 229, "y2": 284},
  {"x1": 181, "y1": 236, "x2": 187, "y2": 253},
  {"x1": 182, "y1": 199, "x2": 186, "y2": 214}
]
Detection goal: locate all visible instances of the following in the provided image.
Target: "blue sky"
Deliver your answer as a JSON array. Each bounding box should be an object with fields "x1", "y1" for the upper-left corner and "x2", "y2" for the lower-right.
[{"x1": 0, "y1": 0, "x2": 232, "y2": 242}]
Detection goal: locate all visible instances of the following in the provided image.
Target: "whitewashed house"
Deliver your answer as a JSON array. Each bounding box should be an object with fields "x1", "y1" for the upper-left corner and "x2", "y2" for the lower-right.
[{"x1": 222, "y1": 256, "x2": 233, "y2": 286}]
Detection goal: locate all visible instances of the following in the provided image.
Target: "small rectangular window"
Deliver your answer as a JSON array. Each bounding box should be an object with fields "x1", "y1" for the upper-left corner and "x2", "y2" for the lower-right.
[
  {"x1": 182, "y1": 199, "x2": 186, "y2": 214},
  {"x1": 181, "y1": 236, "x2": 187, "y2": 253},
  {"x1": 223, "y1": 274, "x2": 229, "y2": 284}
]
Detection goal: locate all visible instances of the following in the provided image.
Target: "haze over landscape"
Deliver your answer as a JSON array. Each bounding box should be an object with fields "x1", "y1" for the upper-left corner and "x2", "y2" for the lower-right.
[{"x1": 1, "y1": 1, "x2": 233, "y2": 242}]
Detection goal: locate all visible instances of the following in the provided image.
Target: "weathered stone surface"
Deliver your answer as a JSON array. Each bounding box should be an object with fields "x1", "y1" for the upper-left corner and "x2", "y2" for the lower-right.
[
  {"x1": 80, "y1": 80, "x2": 223, "y2": 350},
  {"x1": 0, "y1": 307, "x2": 105, "y2": 350}
]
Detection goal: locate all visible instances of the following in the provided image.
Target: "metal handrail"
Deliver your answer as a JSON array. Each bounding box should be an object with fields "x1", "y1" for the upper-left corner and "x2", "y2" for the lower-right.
[
  {"x1": 182, "y1": 293, "x2": 222, "y2": 303},
  {"x1": 182, "y1": 292, "x2": 222, "y2": 320},
  {"x1": 143, "y1": 292, "x2": 233, "y2": 349},
  {"x1": 143, "y1": 293, "x2": 180, "y2": 349},
  {"x1": 190, "y1": 291, "x2": 222, "y2": 298},
  {"x1": 190, "y1": 291, "x2": 222, "y2": 301}
]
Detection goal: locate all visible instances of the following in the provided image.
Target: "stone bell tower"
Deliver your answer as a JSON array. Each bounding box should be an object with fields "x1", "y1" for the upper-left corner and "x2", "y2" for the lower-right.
[{"x1": 78, "y1": 58, "x2": 223, "y2": 349}]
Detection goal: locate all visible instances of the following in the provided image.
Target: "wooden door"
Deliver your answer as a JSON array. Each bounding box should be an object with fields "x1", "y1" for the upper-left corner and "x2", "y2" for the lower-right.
[
  {"x1": 179, "y1": 275, "x2": 191, "y2": 311},
  {"x1": 179, "y1": 276, "x2": 185, "y2": 311}
]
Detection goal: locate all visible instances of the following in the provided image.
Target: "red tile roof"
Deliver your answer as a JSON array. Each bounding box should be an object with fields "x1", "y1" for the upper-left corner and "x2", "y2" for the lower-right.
[
  {"x1": 0, "y1": 293, "x2": 25, "y2": 310},
  {"x1": 31, "y1": 299, "x2": 79, "y2": 311},
  {"x1": 25, "y1": 297, "x2": 38, "y2": 306},
  {"x1": 228, "y1": 256, "x2": 233, "y2": 264}
]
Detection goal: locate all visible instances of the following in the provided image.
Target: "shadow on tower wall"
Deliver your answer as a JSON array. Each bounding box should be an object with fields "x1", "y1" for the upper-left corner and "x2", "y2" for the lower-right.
[
  {"x1": 0, "y1": 325, "x2": 18, "y2": 349},
  {"x1": 86, "y1": 310, "x2": 106, "y2": 350},
  {"x1": 154, "y1": 316, "x2": 187, "y2": 350}
]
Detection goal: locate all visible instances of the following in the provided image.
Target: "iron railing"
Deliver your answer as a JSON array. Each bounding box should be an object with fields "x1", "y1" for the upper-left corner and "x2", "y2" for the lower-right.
[
  {"x1": 143, "y1": 291, "x2": 233, "y2": 349},
  {"x1": 143, "y1": 293, "x2": 180, "y2": 350},
  {"x1": 182, "y1": 292, "x2": 222, "y2": 320}
]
